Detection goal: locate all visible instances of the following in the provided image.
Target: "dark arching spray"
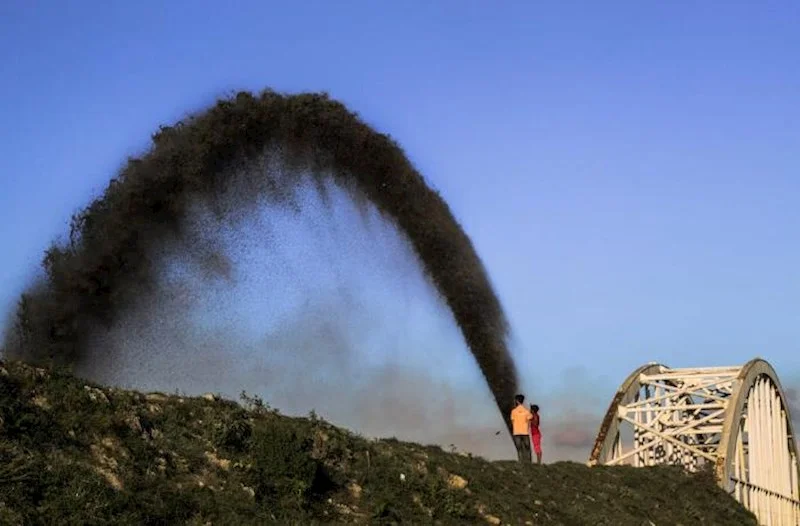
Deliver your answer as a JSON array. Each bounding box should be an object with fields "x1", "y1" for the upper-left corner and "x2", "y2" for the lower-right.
[{"x1": 5, "y1": 90, "x2": 520, "y2": 432}]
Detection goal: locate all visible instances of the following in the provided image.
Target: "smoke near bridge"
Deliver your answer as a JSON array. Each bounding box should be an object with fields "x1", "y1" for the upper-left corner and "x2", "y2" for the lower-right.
[{"x1": 3, "y1": 89, "x2": 520, "y2": 433}]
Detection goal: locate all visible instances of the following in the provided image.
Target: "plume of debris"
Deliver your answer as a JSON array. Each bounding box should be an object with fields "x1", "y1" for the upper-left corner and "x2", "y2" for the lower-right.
[{"x1": 4, "y1": 89, "x2": 520, "y2": 431}]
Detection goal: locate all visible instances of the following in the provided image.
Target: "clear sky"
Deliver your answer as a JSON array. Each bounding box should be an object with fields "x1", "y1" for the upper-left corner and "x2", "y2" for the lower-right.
[{"x1": 1, "y1": 0, "x2": 799, "y2": 435}]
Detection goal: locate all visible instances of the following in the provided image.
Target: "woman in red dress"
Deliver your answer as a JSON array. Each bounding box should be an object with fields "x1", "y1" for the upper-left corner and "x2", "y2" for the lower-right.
[{"x1": 529, "y1": 404, "x2": 542, "y2": 464}]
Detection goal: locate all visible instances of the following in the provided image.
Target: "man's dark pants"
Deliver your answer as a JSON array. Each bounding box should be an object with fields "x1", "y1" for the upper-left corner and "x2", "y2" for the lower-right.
[{"x1": 513, "y1": 434, "x2": 532, "y2": 463}]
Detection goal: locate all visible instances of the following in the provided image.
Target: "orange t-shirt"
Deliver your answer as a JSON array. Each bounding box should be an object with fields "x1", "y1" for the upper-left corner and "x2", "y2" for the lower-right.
[{"x1": 510, "y1": 405, "x2": 532, "y2": 435}]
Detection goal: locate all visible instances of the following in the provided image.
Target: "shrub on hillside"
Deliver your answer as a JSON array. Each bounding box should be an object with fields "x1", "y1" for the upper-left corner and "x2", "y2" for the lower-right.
[{"x1": 246, "y1": 422, "x2": 332, "y2": 513}]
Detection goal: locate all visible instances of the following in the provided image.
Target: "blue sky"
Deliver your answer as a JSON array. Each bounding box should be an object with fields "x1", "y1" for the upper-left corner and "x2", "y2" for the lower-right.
[{"x1": 1, "y1": 1, "x2": 799, "y2": 416}]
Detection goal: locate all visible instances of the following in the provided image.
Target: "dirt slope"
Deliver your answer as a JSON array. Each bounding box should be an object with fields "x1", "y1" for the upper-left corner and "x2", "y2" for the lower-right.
[{"x1": 0, "y1": 359, "x2": 757, "y2": 525}]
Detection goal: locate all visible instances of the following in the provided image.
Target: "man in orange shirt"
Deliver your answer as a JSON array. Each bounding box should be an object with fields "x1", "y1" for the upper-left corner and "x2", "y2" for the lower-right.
[{"x1": 510, "y1": 394, "x2": 533, "y2": 462}]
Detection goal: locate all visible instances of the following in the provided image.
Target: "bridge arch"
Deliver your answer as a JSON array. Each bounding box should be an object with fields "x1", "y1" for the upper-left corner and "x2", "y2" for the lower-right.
[{"x1": 588, "y1": 358, "x2": 799, "y2": 525}]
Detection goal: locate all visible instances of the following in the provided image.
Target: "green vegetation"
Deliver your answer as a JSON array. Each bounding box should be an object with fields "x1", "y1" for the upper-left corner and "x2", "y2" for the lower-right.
[{"x1": 0, "y1": 359, "x2": 757, "y2": 525}]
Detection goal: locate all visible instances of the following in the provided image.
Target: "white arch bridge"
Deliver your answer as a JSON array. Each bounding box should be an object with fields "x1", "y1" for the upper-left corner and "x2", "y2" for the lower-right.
[{"x1": 588, "y1": 358, "x2": 799, "y2": 526}]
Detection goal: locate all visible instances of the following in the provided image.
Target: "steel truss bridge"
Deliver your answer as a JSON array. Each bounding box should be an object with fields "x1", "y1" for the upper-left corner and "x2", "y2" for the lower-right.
[{"x1": 588, "y1": 358, "x2": 799, "y2": 526}]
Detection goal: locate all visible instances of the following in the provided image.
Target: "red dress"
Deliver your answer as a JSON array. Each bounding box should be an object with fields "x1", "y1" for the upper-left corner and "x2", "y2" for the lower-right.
[{"x1": 530, "y1": 413, "x2": 542, "y2": 455}]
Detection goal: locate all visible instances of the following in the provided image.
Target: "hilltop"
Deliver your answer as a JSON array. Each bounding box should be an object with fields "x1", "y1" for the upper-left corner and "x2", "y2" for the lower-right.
[{"x1": 0, "y1": 359, "x2": 757, "y2": 525}]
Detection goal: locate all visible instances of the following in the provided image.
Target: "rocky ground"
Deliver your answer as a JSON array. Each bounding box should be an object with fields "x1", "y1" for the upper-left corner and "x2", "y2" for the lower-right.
[{"x1": 0, "y1": 359, "x2": 757, "y2": 525}]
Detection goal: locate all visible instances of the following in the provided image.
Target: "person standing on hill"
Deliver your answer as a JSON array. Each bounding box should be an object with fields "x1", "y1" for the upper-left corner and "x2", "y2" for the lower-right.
[
  {"x1": 510, "y1": 394, "x2": 533, "y2": 462},
  {"x1": 529, "y1": 404, "x2": 542, "y2": 464}
]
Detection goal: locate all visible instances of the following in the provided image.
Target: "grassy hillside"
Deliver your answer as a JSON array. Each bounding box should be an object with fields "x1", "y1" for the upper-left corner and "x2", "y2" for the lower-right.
[{"x1": 0, "y1": 359, "x2": 757, "y2": 525}]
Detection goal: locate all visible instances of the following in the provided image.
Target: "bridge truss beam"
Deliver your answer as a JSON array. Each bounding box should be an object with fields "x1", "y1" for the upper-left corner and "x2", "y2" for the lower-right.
[{"x1": 588, "y1": 358, "x2": 800, "y2": 526}]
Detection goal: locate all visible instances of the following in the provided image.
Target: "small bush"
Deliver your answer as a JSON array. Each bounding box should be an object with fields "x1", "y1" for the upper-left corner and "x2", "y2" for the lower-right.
[
  {"x1": 247, "y1": 422, "x2": 330, "y2": 513},
  {"x1": 212, "y1": 415, "x2": 253, "y2": 452},
  {"x1": 0, "y1": 376, "x2": 61, "y2": 447}
]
